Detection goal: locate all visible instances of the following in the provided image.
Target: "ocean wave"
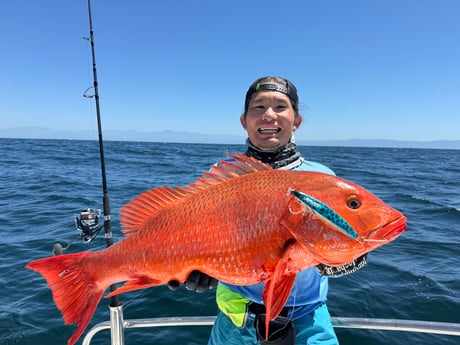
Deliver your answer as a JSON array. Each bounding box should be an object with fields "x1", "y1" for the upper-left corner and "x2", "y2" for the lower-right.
[{"x1": 3, "y1": 139, "x2": 460, "y2": 345}]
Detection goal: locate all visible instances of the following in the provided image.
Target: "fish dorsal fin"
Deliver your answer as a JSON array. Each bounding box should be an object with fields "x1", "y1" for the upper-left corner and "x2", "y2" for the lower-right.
[
  {"x1": 120, "y1": 186, "x2": 190, "y2": 235},
  {"x1": 120, "y1": 153, "x2": 271, "y2": 236},
  {"x1": 186, "y1": 153, "x2": 271, "y2": 193}
]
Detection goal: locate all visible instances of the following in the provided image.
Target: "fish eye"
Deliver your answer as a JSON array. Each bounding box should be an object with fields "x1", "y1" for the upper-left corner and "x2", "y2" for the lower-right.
[{"x1": 347, "y1": 197, "x2": 361, "y2": 209}]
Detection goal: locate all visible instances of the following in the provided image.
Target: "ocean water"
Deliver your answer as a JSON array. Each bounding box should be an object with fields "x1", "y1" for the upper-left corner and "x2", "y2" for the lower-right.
[{"x1": 1, "y1": 138, "x2": 459, "y2": 345}]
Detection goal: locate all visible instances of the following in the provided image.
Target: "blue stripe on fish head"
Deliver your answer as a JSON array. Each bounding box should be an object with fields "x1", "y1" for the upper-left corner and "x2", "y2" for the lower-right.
[{"x1": 289, "y1": 189, "x2": 358, "y2": 239}]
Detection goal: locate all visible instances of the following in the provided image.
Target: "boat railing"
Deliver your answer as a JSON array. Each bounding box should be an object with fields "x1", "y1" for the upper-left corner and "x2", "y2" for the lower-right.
[{"x1": 81, "y1": 305, "x2": 460, "y2": 345}]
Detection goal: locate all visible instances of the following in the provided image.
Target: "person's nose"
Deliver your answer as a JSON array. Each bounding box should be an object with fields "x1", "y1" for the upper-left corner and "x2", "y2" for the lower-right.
[{"x1": 262, "y1": 107, "x2": 277, "y2": 121}]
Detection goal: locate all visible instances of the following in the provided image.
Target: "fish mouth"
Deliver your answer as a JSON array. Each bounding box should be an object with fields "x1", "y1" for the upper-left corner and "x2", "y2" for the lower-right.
[{"x1": 366, "y1": 216, "x2": 407, "y2": 242}]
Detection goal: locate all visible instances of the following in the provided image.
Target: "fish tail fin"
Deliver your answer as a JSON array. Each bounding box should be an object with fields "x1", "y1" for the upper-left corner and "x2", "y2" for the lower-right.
[{"x1": 26, "y1": 252, "x2": 105, "y2": 345}]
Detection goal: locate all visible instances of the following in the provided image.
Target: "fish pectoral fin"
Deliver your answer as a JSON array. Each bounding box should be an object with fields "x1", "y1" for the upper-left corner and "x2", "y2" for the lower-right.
[
  {"x1": 263, "y1": 273, "x2": 296, "y2": 321},
  {"x1": 105, "y1": 275, "x2": 160, "y2": 298},
  {"x1": 262, "y1": 241, "x2": 298, "y2": 339}
]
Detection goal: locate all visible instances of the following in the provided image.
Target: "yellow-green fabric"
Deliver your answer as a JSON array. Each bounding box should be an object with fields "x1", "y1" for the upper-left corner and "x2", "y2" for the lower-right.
[{"x1": 215, "y1": 284, "x2": 250, "y2": 328}]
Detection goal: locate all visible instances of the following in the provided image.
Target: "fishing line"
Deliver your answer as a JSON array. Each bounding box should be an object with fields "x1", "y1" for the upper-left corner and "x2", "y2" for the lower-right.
[{"x1": 289, "y1": 277, "x2": 298, "y2": 322}]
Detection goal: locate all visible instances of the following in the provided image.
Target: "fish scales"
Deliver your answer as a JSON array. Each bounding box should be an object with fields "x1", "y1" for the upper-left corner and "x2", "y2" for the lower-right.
[{"x1": 103, "y1": 170, "x2": 294, "y2": 285}]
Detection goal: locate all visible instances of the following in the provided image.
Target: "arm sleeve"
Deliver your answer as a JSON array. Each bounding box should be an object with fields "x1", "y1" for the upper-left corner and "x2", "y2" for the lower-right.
[{"x1": 315, "y1": 254, "x2": 368, "y2": 277}]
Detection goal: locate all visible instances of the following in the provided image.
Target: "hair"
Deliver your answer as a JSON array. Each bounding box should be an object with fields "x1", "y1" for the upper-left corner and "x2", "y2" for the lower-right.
[{"x1": 243, "y1": 76, "x2": 299, "y2": 118}]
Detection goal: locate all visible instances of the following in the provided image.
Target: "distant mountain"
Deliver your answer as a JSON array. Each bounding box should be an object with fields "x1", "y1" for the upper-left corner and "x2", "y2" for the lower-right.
[
  {"x1": 0, "y1": 127, "x2": 245, "y2": 144},
  {"x1": 295, "y1": 138, "x2": 460, "y2": 150},
  {"x1": 1, "y1": 127, "x2": 459, "y2": 150}
]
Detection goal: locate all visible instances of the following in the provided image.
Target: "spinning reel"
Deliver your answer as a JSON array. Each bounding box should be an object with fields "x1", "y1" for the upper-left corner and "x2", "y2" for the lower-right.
[{"x1": 52, "y1": 208, "x2": 104, "y2": 255}]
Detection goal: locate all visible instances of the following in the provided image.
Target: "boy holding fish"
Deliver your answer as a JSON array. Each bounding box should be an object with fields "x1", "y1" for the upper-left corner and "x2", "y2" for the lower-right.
[
  {"x1": 28, "y1": 76, "x2": 405, "y2": 345},
  {"x1": 173, "y1": 76, "x2": 368, "y2": 345}
]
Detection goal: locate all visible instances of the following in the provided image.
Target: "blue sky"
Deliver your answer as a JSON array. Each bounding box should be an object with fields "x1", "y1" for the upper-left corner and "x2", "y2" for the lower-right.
[{"x1": 1, "y1": 0, "x2": 459, "y2": 142}]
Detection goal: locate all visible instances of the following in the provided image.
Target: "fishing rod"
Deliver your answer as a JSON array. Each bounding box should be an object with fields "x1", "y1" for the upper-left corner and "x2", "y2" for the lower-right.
[
  {"x1": 53, "y1": 0, "x2": 121, "y2": 309},
  {"x1": 83, "y1": 0, "x2": 121, "y2": 308}
]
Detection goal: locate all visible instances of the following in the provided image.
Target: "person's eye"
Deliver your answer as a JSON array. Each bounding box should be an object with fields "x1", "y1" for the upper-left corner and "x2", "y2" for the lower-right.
[{"x1": 251, "y1": 105, "x2": 265, "y2": 111}]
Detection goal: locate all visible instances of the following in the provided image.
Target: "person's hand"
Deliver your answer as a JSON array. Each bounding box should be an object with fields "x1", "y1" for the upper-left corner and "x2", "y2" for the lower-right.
[{"x1": 168, "y1": 270, "x2": 218, "y2": 293}]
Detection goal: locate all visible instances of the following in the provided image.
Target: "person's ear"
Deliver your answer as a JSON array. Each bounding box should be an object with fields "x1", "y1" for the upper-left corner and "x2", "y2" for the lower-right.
[
  {"x1": 240, "y1": 114, "x2": 247, "y2": 130},
  {"x1": 293, "y1": 114, "x2": 303, "y2": 131}
]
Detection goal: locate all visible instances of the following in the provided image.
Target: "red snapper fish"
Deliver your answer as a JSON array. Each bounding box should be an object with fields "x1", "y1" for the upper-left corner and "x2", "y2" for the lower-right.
[{"x1": 26, "y1": 153, "x2": 407, "y2": 344}]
